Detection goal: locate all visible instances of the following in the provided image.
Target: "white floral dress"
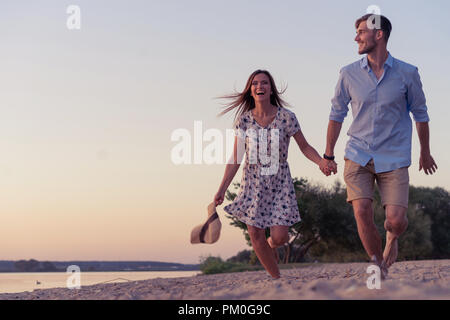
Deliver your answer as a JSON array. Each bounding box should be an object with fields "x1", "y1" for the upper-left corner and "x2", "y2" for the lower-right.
[{"x1": 223, "y1": 106, "x2": 302, "y2": 229}]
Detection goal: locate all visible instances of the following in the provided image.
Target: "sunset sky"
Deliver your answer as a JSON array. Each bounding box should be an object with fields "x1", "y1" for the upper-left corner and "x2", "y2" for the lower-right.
[{"x1": 0, "y1": 0, "x2": 448, "y2": 264}]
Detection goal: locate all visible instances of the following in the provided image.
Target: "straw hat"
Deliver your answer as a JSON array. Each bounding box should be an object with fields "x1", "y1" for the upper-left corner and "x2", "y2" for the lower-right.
[{"x1": 190, "y1": 202, "x2": 221, "y2": 244}]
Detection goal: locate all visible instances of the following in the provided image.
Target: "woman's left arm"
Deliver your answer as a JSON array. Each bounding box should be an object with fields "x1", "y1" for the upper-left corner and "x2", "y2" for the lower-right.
[{"x1": 292, "y1": 130, "x2": 331, "y2": 175}]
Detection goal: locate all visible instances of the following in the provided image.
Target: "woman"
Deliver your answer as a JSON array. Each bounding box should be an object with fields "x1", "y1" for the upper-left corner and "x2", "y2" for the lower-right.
[{"x1": 214, "y1": 70, "x2": 332, "y2": 279}]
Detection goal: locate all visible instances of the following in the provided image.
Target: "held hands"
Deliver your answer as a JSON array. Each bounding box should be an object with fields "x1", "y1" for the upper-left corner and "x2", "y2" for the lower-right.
[
  {"x1": 319, "y1": 158, "x2": 338, "y2": 176},
  {"x1": 214, "y1": 189, "x2": 226, "y2": 206},
  {"x1": 419, "y1": 152, "x2": 438, "y2": 175}
]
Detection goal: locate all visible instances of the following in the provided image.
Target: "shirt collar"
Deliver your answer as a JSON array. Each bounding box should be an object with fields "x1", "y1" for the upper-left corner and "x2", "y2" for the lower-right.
[{"x1": 360, "y1": 52, "x2": 393, "y2": 70}]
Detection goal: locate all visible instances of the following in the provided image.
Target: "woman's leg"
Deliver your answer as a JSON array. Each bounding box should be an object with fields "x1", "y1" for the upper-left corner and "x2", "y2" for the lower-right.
[
  {"x1": 267, "y1": 226, "x2": 289, "y2": 264},
  {"x1": 267, "y1": 225, "x2": 289, "y2": 248},
  {"x1": 247, "y1": 225, "x2": 280, "y2": 279}
]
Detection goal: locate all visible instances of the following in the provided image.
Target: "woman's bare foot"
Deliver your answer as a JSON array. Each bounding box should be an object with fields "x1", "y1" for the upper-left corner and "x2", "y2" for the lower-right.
[
  {"x1": 383, "y1": 232, "x2": 398, "y2": 268},
  {"x1": 267, "y1": 236, "x2": 275, "y2": 248},
  {"x1": 272, "y1": 248, "x2": 280, "y2": 264},
  {"x1": 267, "y1": 237, "x2": 280, "y2": 263}
]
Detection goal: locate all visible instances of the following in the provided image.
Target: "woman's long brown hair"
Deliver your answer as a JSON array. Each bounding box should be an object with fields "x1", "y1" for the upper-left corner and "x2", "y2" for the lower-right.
[{"x1": 217, "y1": 70, "x2": 289, "y2": 123}]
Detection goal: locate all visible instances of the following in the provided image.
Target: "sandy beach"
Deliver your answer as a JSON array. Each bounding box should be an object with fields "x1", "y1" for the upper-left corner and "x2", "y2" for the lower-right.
[{"x1": 0, "y1": 260, "x2": 448, "y2": 300}]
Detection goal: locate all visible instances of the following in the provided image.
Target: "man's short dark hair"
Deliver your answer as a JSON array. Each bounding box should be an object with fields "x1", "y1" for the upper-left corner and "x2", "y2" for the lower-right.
[{"x1": 355, "y1": 14, "x2": 392, "y2": 42}]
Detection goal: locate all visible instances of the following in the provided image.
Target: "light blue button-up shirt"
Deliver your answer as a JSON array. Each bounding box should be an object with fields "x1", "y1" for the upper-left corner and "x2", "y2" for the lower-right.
[{"x1": 329, "y1": 53, "x2": 430, "y2": 173}]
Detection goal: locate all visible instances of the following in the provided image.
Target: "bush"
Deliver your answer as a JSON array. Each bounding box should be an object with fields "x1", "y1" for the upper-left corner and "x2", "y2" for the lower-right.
[
  {"x1": 199, "y1": 256, "x2": 262, "y2": 274},
  {"x1": 226, "y1": 250, "x2": 252, "y2": 264}
]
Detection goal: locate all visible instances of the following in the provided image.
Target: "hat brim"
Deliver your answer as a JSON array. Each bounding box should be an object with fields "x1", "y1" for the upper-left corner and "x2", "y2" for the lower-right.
[{"x1": 190, "y1": 205, "x2": 221, "y2": 244}]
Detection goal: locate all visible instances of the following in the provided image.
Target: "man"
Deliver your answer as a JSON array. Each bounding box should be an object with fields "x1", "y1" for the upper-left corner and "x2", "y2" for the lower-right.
[{"x1": 324, "y1": 14, "x2": 437, "y2": 276}]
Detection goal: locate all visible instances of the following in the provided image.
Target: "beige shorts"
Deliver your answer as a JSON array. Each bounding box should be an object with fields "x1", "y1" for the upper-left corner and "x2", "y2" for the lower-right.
[{"x1": 343, "y1": 158, "x2": 409, "y2": 209}]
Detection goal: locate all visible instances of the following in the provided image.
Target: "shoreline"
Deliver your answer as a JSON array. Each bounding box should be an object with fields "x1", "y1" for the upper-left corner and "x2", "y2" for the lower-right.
[
  {"x1": 0, "y1": 260, "x2": 448, "y2": 300},
  {"x1": 0, "y1": 270, "x2": 200, "y2": 295}
]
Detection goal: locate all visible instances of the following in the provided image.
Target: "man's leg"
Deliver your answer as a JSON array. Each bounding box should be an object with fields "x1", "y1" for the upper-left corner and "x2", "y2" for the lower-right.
[
  {"x1": 383, "y1": 205, "x2": 408, "y2": 267},
  {"x1": 377, "y1": 166, "x2": 409, "y2": 268},
  {"x1": 352, "y1": 199, "x2": 384, "y2": 264},
  {"x1": 344, "y1": 159, "x2": 382, "y2": 262}
]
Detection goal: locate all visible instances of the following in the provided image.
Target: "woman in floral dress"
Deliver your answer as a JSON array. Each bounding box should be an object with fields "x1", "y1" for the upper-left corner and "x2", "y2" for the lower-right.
[{"x1": 214, "y1": 70, "x2": 333, "y2": 279}]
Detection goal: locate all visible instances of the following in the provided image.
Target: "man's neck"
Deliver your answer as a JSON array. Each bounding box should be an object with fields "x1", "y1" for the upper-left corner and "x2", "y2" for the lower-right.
[{"x1": 367, "y1": 47, "x2": 389, "y2": 71}]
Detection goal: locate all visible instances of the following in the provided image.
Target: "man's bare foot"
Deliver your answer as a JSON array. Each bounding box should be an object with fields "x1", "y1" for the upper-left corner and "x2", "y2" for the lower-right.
[
  {"x1": 383, "y1": 232, "x2": 398, "y2": 268},
  {"x1": 370, "y1": 255, "x2": 387, "y2": 280},
  {"x1": 380, "y1": 260, "x2": 388, "y2": 279}
]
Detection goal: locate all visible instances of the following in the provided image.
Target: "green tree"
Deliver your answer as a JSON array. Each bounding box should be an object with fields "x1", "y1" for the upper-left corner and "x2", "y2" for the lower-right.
[
  {"x1": 408, "y1": 186, "x2": 450, "y2": 258},
  {"x1": 226, "y1": 250, "x2": 252, "y2": 264},
  {"x1": 41, "y1": 261, "x2": 58, "y2": 272},
  {"x1": 224, "y1": 177, "x2": 448, "y2": 263},
  {"x1": 225, "y1": 178, "x2": 365, "y2": 263},
  {"x1": 14, "y1": 259, "x2": 40, "y2": 272},
  {"x1": 199, "y1": 255, "x2": 261, "y2": 274},
  {"x1": 293, "y1": 178, "x2": 366, "y2": 262},
  {"x1": 397, "y1": 204, "x2": 432, "y2": 260}
]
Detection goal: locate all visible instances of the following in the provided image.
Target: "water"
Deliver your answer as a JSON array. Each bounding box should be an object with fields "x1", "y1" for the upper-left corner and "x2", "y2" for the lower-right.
[{"x1": 0, "y1": 271, "x2": 200, "y2": 294}]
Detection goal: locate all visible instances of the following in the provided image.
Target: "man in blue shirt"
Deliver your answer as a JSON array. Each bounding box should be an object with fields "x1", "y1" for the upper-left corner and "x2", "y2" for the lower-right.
[{"x1": 324, "y1": 14, "x2": 437, "y2": 276}]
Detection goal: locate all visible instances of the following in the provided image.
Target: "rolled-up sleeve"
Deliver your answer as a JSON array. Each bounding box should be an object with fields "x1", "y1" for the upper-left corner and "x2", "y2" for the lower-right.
[
  {"x1": 407, "y1": 67, "x2": 429, "y2": 122},
  {"x1": 234, "y1": 113, "x2": 248, "y2": 138},
  {"x1": 329, "y1": 68, "x2": 351, "y2": 123},
  {"x1": 286, "y1": 112, "x2": 301, "y2": 137}
]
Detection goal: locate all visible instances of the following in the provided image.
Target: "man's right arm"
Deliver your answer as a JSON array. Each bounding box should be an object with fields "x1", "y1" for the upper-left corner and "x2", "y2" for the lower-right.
[
  {"x1": 326, "y1": 67, "x2": 350, "y2": 174},
  {"x1": 324, "y1": 120, "x2": 342, "y2": 173},
  {"x1": 325, "y1": 120, "x2": 342, "y2": 158}
]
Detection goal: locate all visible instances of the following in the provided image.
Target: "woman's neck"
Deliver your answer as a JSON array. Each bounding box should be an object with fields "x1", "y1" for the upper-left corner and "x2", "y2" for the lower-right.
[{"x1": 253, "y1": 101, "x2": 276, "y2": 116}]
